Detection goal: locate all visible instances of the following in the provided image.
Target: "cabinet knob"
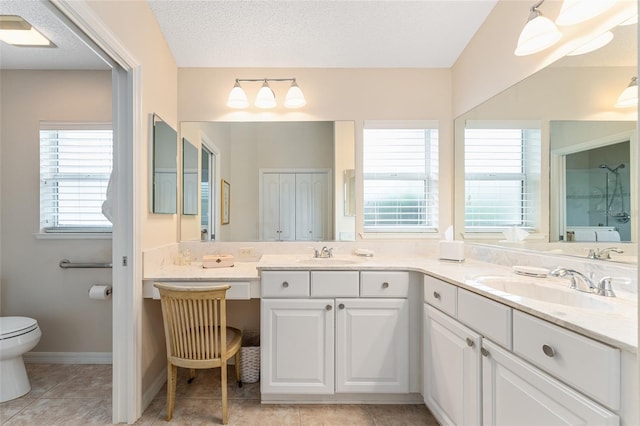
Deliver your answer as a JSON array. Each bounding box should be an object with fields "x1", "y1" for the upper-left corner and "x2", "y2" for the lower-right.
[
  {"x1": 481, "y1": 347, "x2": 489, "y2": 357},
  {"x1": 282, "y1": 281, "x2": 289, "y2": 288},
  {"x1": 542, "y1": 344, "x2": 555, "y2": 358},
  {"x1": 433, "y1": 291, "x2": 441, "y2": 299},
  {"x1": 326, "y1": 304, "x2": 333, "y2": 311},
  {"x1": 382, "y1": 282, "x2": 389, "y2": 289},
  {"x1": 466, "y1": 337, "x2": 475, "y2": 347},
  {"x1": 339, "y1": 303, "x2": 345, "y2": 309}
]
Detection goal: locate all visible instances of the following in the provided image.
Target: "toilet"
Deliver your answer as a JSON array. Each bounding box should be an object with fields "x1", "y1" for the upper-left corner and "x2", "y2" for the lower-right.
[{"x1": 0, "y1": 316, "x2": 42, "y2": 402}]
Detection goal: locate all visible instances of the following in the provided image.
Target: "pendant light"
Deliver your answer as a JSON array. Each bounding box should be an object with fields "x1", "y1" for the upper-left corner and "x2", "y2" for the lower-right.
[
  {"x1": 615, "y1": 77, "x2": 638, "y2": 108},
  {"x1": 515, "y1": 1, "x2": 562, "y2": 56},
  {"x1": 226, "y1": 80, "x2": 249, "y2": 109},
  {"x1": 255, "y1": 80, "x2": 277, "y2": 109},
  {"x1": 284, "y1": 80, "x2": 307, "y2": 108},
  {"x1": 556, "y1": 0, "x2": 616, "y2": 26}
]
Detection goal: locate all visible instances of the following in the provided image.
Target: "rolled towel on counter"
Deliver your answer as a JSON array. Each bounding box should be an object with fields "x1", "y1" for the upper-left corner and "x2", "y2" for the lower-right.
[
  {"x1": 572, "y1": 230, "x2": 596, "y2": 242},
  {"x1": 202, "y1": 254, "x2": 235, "y2": 268},
  {"x1": 596, "y1": 230, "x2": 621, "y2": 242}
]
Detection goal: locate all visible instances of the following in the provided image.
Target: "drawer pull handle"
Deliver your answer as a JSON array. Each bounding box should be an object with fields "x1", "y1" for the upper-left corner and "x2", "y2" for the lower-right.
[
  {"x1": 282, "y1": 281, "x2": 289, "y2": 288},
  {"x1": 382, "y1": 282, "x2": 390, "y2": 289},
  {"x1": 339, "y1": 303, "x2": 345, "y2": 309},
  {"x1": 542, "y1": 344, "x2": 555, "y2": 358},
  {"x1": 481, "y1": 348, "x2": 489, "y2": 357},
  {"x1": 433, "y1": 291, "x2": 441, "y2": 299},
  {"x1": 466, "y1": 338, "x2": 475, "y2": 347},
  {"x1": 326, "y1": 305, "x2": 333, "y2": 311}
]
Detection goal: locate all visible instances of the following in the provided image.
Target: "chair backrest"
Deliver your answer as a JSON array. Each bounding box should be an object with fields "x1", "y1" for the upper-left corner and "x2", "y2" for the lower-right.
[{"x1": 154, "y1": 283, "x2": 231, "y2": 363}]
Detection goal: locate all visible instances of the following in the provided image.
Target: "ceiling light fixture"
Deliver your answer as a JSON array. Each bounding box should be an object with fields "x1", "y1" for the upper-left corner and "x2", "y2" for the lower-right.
[
  {"x1": 618, "y1": 14, "x2": 638, "y2": 26},
  {"x1": 0, "y1": 15, "x2": 55, "y2": 47},
  {"x1": 615, "y1": 76, "x2": 638, "y2": 108},
  {"x1": 567, "y1": 30, "x2": 614, "y2": 56},
  {"x1": 226, "y1": 78, "x2": 306, "y2": 109},
  {"x1": 514, "y1": 0, "x2": 562, "y2": 56},
  {"x1": 555, "y1": 0, "x2": 616, "y2": 26}
]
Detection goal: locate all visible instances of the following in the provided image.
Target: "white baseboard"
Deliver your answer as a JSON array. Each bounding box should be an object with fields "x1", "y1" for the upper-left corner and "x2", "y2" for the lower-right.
[
  {"x1": 143, "y1": 366, "x2": 167, "y2": 410},
  {"x1": 24, "y1": 352, "x2": 112, "y2": 364}
]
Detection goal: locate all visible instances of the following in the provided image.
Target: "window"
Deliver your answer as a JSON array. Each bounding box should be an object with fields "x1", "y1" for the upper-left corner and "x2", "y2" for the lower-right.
[
  {"x1": 40, "y1": 123, "x2": 113, "y2": 233},
  {"x1": 464, "y1": 124, "x2": 541, "y2": 232},
  {"x1": 363, "y1": 122, "x2": 439, "y2": 233}
]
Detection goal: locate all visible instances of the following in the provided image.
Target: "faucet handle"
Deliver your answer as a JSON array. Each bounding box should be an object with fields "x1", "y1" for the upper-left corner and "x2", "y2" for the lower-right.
[{"x1": 597, "y1": 277, "x2": 616, "y2": 297}]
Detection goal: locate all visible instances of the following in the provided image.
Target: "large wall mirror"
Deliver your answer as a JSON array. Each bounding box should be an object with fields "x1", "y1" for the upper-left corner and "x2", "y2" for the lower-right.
[
  {"x1": 152, "y1": 114, "x2": 178, "y2": 214},
  {"x1": 455, "y1": 21, "x2": 637, "y2": 262},
  {"x1": 179, "y1": 120, "x2": 356, "y2": 242}
]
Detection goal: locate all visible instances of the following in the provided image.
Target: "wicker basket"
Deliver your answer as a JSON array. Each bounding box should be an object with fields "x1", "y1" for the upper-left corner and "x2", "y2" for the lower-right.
[{"x1": 240, "y1": 346, "x2": 260, "y2": 383}]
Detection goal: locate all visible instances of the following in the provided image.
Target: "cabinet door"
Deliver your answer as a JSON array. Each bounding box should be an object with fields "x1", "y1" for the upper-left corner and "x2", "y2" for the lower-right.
[
  {"x1": 295, "y1": 173, "x2": 329, "y2": 241},
  {"x1": 261, "y1": 173, "x2": 281, "y2": 240},
  {"x1": 482, "y1": 340, "x2": 619, "y2": 426},
  {"x1": 261, "y1": 299, "x2": 334, "y2": 394},
  {"x1": 278, "y1": 173, "x2": 296, "y2": 241},
  {"x1": 335, "y1": 298, "x2": 409, "y2": 393},
  {"x1": 424, "y1": 305, "x2": 481, "y2": 426}
]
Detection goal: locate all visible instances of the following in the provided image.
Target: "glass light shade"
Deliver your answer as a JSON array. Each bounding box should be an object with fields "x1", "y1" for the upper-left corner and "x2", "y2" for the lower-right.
[
  {"x1": 615, "y1": 77, "x2": 638, "y2": 108},
  {"x1": 226, "y1": 82, "x2": 249, "y2": 108},
  {"x1": 284, "y1": 81, "x2": 306, "y2": 108},
  {"x1": 556, "y1": 0, "x2": 616, "y2": 26},
  {"x1": 618, "y1": 14, "x2": 638, "y2": 26},
  {"x1": 255, "y1": 81, "x2": 276, "y2": 108},
  {"x1": 567, "y1": 31, "x2": 613, "y2": 56},
  {"x1": 514, "y1": 14, "x2": 562, "y2": 56}
]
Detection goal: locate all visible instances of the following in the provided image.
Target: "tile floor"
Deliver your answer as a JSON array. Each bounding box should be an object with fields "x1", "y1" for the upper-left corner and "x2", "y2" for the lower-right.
[{"x1": 1, "y1": 364, "x2": 440, "y2": 425}]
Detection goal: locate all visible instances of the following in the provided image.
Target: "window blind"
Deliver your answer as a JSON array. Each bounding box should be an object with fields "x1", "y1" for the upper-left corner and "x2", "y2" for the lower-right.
[
  {"x1": 464, "y1": 127, "x2": 540, "y2": 231},
  {"x1": 363, "y1": 127, "x2": 439, "y2": 232},
  {"x1": 40, "y1": 126, "x2": 113, "y2": 232}
]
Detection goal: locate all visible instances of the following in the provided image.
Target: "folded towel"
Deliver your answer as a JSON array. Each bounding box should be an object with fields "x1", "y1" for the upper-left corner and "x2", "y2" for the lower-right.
[{"x1": 596, "y1": 230, "x2": 620, "y2": 242}]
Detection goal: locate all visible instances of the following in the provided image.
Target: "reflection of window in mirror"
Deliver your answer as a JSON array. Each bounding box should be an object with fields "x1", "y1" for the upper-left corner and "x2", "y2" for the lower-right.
[
  {"x1": 201, "y1": 145, "x2": 217, "y2": 240},
  {"x1": 362, "y1": 121, "x2": 439, "y2": 234},
  {"x1": 463, "y1": 121, "x2": 541, "y2": 233}
]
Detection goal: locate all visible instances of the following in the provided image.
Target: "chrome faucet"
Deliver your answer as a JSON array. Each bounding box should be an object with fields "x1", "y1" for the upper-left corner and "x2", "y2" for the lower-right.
[
  {"x1": 596, "y1": 276, "x2": 616, "y2": 297},
  {"x1": 314, "y1": 246, "x2": 333, "y2": 258},
  {"x1": 549, "y1": 267, "x2": 596, "y2": 293},
  {"x1": 587, "y1": 247, "x2": 623, "y2": 260}
]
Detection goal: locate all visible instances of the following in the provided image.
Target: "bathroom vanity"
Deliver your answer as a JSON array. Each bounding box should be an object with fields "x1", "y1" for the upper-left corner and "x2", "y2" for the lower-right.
[{"x1": 142, "y1": 250, "x2": 638, "y2": 425}]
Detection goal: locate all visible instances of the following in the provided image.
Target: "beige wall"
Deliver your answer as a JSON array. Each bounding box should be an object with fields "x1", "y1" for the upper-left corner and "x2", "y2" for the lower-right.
[{"x1": 0, "y1": 70, "x2": 113, "y2": 352}]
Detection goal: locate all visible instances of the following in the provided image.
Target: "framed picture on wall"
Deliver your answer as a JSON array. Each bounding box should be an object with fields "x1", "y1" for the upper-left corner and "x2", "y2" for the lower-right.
[{"x1": 221, "y1": 179, "x2": 230, "y2": 225}]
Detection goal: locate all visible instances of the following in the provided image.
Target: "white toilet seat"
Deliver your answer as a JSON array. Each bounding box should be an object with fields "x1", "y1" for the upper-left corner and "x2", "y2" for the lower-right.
[{"x1": 0, "y1": 317, "x2": 39, "y2": 340}]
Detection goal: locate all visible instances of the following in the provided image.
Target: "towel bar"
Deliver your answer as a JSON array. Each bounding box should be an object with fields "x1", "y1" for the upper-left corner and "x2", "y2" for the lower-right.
[{"x1": 59, "y1": 259, "x2": 112, "y2": 269}]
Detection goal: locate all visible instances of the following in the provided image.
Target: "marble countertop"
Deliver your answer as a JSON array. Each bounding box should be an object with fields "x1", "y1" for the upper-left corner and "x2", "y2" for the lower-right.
[{"x1": 144, "y1": 254, "x2": 637, "y2": 353}]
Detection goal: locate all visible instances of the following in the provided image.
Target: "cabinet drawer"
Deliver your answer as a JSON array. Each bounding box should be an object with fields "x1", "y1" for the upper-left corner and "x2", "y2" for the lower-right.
[
  {"x1": 360, "y1": 271, "x2": 409, "y2": 297},
  {"x1": 311, "y1": 271, "x2": 359, "y2": 297},
  {"x1": 458, "y1": 289, "x2": 512, "y2": 349},
  {"x1": 513, "y1": 311, "x2": 620, "y2": 410},
  {"x1": 261, "y1": 271, "x2": 310, "y2": 298},
  {"x1": 424, "y1": 275, "x2": 457, "y2": 317}
]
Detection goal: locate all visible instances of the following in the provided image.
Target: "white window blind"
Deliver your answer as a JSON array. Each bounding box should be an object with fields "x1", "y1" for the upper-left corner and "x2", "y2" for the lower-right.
[
  {"x1": 464, "y1": 126, "x2": 541, "y2": 231},
  {"x1": 363, "y1": 125, "x2": 439, "y2": 233},
  {"x1": 40, "y1": 124, "x2": 113, "y2": 232}
]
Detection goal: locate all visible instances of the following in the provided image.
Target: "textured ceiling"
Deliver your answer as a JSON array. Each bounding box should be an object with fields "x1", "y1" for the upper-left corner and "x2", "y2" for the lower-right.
[{"x1": 147, "y1": 0, "x2": 499, "y2": 68}]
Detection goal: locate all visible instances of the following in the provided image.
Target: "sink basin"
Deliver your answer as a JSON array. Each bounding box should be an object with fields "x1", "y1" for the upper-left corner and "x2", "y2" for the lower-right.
[
  {"x1": 296, "y1": 258, "x2": 361, "y2": 266},
  {"x1": 468, "y1": 275, "x2": 614, "y2": 311}
]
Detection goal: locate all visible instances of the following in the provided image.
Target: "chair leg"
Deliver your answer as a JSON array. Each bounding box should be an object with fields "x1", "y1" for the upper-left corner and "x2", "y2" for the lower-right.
[
  {"x1": 235, "y1": 350, "x2": 242, "y2": 387},
  {"x1": 221, "y1": 360, "x2": 229, "y2": 424},
  {"x1": 166, "y1": 363, "x2": 178, "y2": 421},
  {"x1": 188, "y1": 368, "x2": 196, "y2": 383}
]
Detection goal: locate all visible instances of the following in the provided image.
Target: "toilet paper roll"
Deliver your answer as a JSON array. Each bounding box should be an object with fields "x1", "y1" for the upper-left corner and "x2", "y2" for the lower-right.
[{"x1": 89, "y1": 285, "x2": 112, "y2": 300}]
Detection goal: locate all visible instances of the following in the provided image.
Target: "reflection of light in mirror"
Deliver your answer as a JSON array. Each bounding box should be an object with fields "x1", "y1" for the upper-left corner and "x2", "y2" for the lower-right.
[{"x1": 615, "y1": 76, "x2": 638, "y2": 108}]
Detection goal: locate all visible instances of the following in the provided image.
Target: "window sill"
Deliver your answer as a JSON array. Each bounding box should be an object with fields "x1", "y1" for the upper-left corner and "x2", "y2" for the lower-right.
[{"x1": 35, "y1": 232, "x2": 112, "y2": 240}]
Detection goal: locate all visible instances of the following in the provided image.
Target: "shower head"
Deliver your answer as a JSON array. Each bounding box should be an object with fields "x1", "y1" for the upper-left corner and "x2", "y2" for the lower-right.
[{"x1": 599, "y1": 163, "x2": 625, "y2": 173}]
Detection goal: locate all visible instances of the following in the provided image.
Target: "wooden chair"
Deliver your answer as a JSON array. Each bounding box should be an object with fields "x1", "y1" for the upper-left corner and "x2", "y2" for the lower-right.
[{"x1": 155, "y1": 283, "x2": 242, "y2": 424}]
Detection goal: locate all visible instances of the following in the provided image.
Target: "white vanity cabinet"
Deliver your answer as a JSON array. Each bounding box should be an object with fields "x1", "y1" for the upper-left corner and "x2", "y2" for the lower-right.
[
  {"x1": 482, "y1": 340, "x2": 619, "y2": 426},
  {"x1": 424, "y1": 304, "x2": 481, "y2": 426},
  {"x1": 423, "y1": 274, "x2": 620, "y2": 426},
  {"x1": 261, "y1": 270, "x2": 409, "y2": 397}
]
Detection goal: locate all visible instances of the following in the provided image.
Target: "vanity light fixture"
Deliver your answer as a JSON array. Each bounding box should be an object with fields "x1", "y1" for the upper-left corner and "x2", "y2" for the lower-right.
[
  {"x1": 615, "y1": 76, "x2": 638, "y2": 109},
  {"x1": 514, "y1": 0, "x2": 562, "y2": 56},
  {"x1": 556, "y1": 0, "x2": 616, "y2": 26},
  {"x1": 0, "y1": 15, "x2": 55, "y2": 47},
  {"x1": 567, "y1": 30, "x2": 613, "y2": 56},
  {"x1": 618, "y1": 14, "x2": 638, "y2": 26},
  {"x1": 226, "y1": 78, "x2": 306, "y2": 109}
]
